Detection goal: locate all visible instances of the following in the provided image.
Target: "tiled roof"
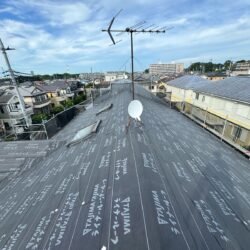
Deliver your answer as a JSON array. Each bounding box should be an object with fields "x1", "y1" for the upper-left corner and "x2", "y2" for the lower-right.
[
  {"x1": 0, "y1": 93, "x2": 14, "y2": 104},
  {"x1": 167, "y1": 75, "x2": 211, "y2": 90},
  {"x1": 37, "y1": 81, "x2": 68, "y2": 92},
  {"x1": 196, "y1": 76, "x2": 250, "y2": 103}
]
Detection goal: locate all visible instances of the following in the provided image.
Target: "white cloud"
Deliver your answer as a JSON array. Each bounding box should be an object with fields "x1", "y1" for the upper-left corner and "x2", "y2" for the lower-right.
[
  {"x1": 0, "y1": 0, "x2": 250, "y2": 73},
  {"x1": 6, "y1": 0, "x2": 91, "y2": 25},
  {"x1": 0, "y1": 6, "x2": 13, "y2": 13}
]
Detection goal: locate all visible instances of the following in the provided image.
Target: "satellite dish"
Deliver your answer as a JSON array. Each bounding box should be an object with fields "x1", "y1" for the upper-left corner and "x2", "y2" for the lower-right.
[{"x1": 128, "y1": 100, "x2": 143, "y2": 121}]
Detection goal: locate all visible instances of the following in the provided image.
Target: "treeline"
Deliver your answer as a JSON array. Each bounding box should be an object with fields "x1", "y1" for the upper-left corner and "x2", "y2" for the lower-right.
[
  {"x1": 1, "y1": 73, "x2": 81, "y2": 84},
  {"x1": 35, "y1": 73, "x2": 79, "y2": 81},
  {"x1": 187, "y1": 60, "x2": 249, "y2": 73}
]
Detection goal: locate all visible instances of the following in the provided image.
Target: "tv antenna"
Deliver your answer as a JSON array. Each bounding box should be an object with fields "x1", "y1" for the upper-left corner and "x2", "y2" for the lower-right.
[
  {"x1": 102, "y1": 10, "x2": 170, "y2": 100},
  {"x1": 0, "y1": 38, "x2": 30, "y2": 127}
]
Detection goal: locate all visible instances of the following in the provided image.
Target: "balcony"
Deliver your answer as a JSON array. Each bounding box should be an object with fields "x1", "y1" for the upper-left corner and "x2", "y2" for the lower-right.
[
  {"x1": 66, "y1": 92, "x2": 74, "y2": 98},
  {"x1": 54, "y1": 95, "x2": 67, "y2": 102},
  {"x1": 9, "y1": 106, "x2": 33, "y2": 119},
  {"x1": 25, "y1": 106, "x2": 34, "y2": 116},
  {"x1": 33, "y1": 99, "x2": 51, "y2": 109}
]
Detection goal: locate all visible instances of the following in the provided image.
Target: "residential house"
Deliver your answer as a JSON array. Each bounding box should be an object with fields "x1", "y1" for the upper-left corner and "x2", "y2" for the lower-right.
[
  {"x1": 164, "y1": 75, "x2": 210, "y2": 110},
  {"x1": 193, "y1": 76, "x2": 250, "y2": 149},
  {"x1": 18, "y1": 83, "x2": 51, "y2": 114},
  {"x1": 36, "y1": 81, "x2": 71, "y2": 107},
  {"x1": 232, "y1": 61, "x2": 250, "y2": 76},
  {"x1": 0, "y1": 91, "x2": 33, "y2": 134},
  {"x1": 164, "y1": 75, "x2": 250, "y2": 153},
  {"x1": 105, "y1": 71, "x2": 128, "y2": 82},
  {"x1": 67, "y1": 80, "x2": 85, "y2": 96},
  {"x1": 149, "y1": 63, "x2": 184, "y2": 75},
  {"x1": 205, "y1": 72, "x2": 227, "y2": 81}
]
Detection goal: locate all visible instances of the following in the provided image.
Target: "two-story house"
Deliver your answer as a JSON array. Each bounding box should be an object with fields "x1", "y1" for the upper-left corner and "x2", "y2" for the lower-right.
[
  {"x1": 18, "y1": 83, "x2": 51, "y2": 114},
  {"x1": 164, "y1": 75, "x2": 250, "y2": 154},
  {"x1": 36, "y1": 81, "x2": 71, "y2": 107},
  {"x1": 0, "y1": 91, "x2": 33, "y2": 135}
]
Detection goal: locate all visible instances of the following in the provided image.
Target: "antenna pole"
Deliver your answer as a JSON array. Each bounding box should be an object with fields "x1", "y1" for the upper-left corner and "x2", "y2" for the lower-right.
[
  {"x1": 102, "y1": 13, "x2": 168, "y2": 100},
  {"x1": 0, "y1": 38, "x2": 29, "y2": 127},
  {"x1": 130, "y1": 31, "x2": 135, "y2": 100}
]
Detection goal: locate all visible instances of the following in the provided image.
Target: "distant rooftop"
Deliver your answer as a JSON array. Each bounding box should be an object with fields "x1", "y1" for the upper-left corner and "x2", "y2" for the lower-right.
[
  {"x1": 196, "y1": 76, "x2": 250, "y2": 104},
  {"x1": 0, "y1": 92, "x2": 14, "y2": 104},
  {"x1": 167, "y1": 75, "x2": 211, "y2": 90}
]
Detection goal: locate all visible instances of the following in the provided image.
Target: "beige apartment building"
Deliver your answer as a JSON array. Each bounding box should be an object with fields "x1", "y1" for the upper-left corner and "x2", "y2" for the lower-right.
[{"x1": 149, "y1": 63, "x2": 184, "y2": 75}]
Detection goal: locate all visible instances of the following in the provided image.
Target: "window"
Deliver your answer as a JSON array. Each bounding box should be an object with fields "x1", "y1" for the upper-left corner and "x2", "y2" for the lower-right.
[
  {"x1": 231, "y1": 126, "x2": 242, "y2": 141},
  {"x1": 239, "y1": 129, "x2": 248, "y2": 142},
  {"x1": 4, "y1": 122, "x2": 10, "y2": 129},
  {"x1": 9, "y1": 102, "x2": 20, "y2": 112},
  {"x1": 0, "y1": 107, "x2": 4, "y2": 114}
]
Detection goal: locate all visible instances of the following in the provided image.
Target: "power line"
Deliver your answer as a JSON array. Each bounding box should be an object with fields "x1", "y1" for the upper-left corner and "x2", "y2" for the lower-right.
[{"x1": 0, "y1": 38, "x2": 30, "y2": 127}]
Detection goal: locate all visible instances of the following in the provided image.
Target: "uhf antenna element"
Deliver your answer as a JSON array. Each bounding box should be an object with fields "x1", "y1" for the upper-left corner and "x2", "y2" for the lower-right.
[{"x1": 102, "y1": 11, "x2": 168, "y2": 100}]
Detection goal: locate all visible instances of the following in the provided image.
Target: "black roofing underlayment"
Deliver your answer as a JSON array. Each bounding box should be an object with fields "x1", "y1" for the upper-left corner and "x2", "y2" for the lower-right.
[{"x1": 0, "y1": 82, "x2": 250, "y2": 250}]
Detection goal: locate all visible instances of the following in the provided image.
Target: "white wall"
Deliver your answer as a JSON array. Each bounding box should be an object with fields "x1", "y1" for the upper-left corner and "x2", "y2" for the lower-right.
[{"x1": 193, "y1": 92, "x2": 250, "y2": 128}]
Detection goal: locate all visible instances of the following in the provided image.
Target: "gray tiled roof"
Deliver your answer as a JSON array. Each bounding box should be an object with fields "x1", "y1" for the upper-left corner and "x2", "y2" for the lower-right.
[
  {"x1": 168, "y1": 75, "x2": 250, "y2": 104},
  {"x1": 167, "y1": 75, "x2": 211, "y2": 90},
  {"x1": 196, "y1": 76, "x2": 250, "y2": 104},
  {"x1": 18, "y1": 86, "x2": 44, "y2": 97},
  {"x1": 0, "y1": 93, "x2": 14, "y2": 104},
  {"x1": 36, "y1": 81, "x2": 68, "y2": 92}
]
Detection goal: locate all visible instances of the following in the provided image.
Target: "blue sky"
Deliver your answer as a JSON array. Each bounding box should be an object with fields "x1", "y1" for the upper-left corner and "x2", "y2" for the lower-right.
[{"x1": 0, "y1": 0, "x2": 250, "y2": 74}]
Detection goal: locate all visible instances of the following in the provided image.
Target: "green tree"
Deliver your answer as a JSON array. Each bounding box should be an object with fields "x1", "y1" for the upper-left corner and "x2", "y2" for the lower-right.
[
  {"x1": 51, "y1": 105, "x2": 64, "y2": 114},
  {"x1": 32, "y1": 113, "x2": 48, "y2": 124},
  {"x1": 73, "y1": 94, "x2": 86, "y2": 105},
  {"x1": 64, "y1": 99, "x2": 74, "y2": 108}
]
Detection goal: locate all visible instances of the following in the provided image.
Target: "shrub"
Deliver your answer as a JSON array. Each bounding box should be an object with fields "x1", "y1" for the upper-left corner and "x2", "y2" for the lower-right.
[
  {"x1": 32, "y1": 113, "x2": 48, "y2": 124},
  {"x1": 51, "y1": 105, "x2": 64, "y2": 114},
  {"x1": 64, "y1": 99, "x2": 74, "y2": 108},
  {"x1": 73, "y1": 94, "x2": 86, "y2": 105}
]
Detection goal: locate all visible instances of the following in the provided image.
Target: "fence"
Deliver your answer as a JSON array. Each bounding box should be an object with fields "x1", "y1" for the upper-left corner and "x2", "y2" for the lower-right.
[
  {"x1": 2, "y1": 88, "x2": 112, "y2": 141},
  {"x1": 171, "y1": 101, "x2": 250, "y2": 156},
  {"x1": 147, "y1": 89, "x2": 250, "y2": 156}
]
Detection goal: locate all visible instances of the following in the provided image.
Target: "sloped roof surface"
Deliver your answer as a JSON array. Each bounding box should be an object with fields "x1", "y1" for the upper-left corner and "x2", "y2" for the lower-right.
[
  {"x1": 37, "y1": 81, "x2": 68, "y2": 92},
  {"x1": 167, "y1": 75, "x2": 211, "y2": 89},
  {"x1": 196, "y1": 76, "x2": 250, "y2": 103},
  {"x1": 18, "y1": 85, "x2": 44, "y2": 97},
  {"x1": 0, "y1": 83, "x2": 250, "y2": 249},
  {"x1": 0, "y1": 93, "x2": 14, "y2": 104}
]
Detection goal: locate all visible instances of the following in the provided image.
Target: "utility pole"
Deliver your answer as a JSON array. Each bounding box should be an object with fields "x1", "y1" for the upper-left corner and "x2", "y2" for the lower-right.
[
  {"x1": 0, "y1": 38, "x2": 29, "y2": 127},
  {"x1": 102, "y1": 11, "x2": 170, "y2": 100},
  {"x1": 130, "y1": 32, "x2": 135, "y2": 99}
]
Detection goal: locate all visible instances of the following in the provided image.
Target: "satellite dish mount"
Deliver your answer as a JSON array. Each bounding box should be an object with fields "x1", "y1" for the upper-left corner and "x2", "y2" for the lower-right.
[{"x1": 126, "y1": 100, "x2": 143, "y2": 133}]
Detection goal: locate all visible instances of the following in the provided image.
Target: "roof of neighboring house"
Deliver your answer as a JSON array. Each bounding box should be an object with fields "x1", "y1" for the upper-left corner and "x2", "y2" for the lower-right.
[
  {"x1": 36, "y1": 81, "x2": 69, "y2": 92},
  {"x1": 205, "y1": 72, "x2": 227, "y2": 77},
  {"x1": 18, "y1": 85, "x2": 45, "y2": 97},
  {"x1": 0, "y1": 93, "x2": 14, "y2": 104},
  {"x1": 196, "y1": 76, "x2": 250, "y2": 104},
  {"x1": 167, "y1": 75, "x2": 211, "y2": 90}
]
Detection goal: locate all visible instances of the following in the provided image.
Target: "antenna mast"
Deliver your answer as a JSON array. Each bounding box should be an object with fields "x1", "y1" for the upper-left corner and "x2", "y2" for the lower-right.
[{"x1": 102, "y1": 11, "x2": 170, "y2": 100}]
